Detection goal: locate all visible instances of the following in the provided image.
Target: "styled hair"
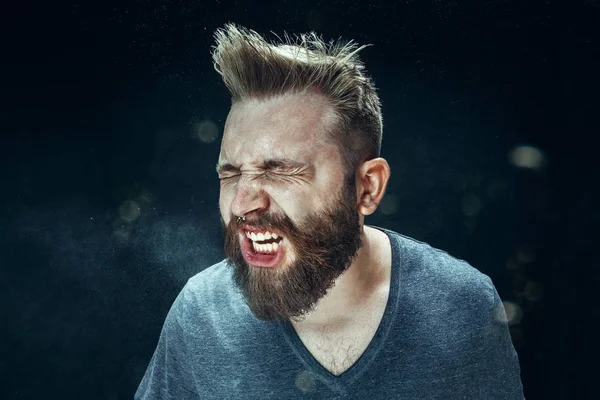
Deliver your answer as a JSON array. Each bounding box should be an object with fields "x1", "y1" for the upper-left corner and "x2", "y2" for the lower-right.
[{"x1": 212, "y1": 23, "x2": 383, "y2": 180}]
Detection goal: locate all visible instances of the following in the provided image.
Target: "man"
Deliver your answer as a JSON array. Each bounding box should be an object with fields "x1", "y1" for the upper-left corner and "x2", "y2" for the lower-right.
[{"x1": 136, "y1": 23, "x2": 524, "y2": 399}]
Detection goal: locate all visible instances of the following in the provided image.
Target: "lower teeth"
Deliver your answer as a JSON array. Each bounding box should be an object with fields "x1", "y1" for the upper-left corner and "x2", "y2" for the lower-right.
[{"x1": 254, "y1": 246, "x2": 277, "y2": 254}]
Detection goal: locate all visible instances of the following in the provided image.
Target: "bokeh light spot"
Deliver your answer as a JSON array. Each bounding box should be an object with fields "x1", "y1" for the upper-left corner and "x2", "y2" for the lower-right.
[
  {"x1": 462, "y1": 217, "x2": 478, "y2": 235},
  {"x1": 517, "y1": 245, "x2": 536, "y2": 263},
  {"x1": 524, "y1": 281, "x2": 544, "y2": 302},
  {"x1": 513, "y1": 273, "x2": 527, "y2": 291},
  {"x1": 112, "y1": 226, "x2": 131, "y2": 245},
  {"x1": 191, "y1": 120, "x2": 219, "y2": 143},
  {"x1": 506, "y1": 258, "x2": 521, "y2": 271},
  {"x1": 501, "y1": 301, "x2": 523, "y2": 325},
  {"x1": 119, "y1": 200, "x2": 141, "y2": 222},
  {"x1": 462, "y1": 194, "x2": 482, "y2": 216},
  {"x1": 508, "y1": 145, "x2": 546, "y2": 170},
  {"x1": 379, "y1": 194, "x2": 399, "y2": 215},
  {"x1": 136, "y1": 189, "x2": 156, "y2": 206}
]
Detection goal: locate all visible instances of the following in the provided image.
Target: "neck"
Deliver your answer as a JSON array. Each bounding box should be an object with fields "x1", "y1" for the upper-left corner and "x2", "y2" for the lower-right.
[{"x1": 290, "y1": 225, "x2": 390, "y2": 328}]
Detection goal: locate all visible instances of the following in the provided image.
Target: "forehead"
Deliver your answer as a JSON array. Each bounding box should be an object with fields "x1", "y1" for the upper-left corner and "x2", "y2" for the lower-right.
[{"x1": 219, "y1": 92, "x2": 339, "y2": 166}]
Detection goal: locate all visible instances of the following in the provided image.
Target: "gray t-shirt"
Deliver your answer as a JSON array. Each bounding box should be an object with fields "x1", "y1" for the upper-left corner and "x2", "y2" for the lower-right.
[{"x1": 135, "y1": 226, "x2": 525, "y2": 399}]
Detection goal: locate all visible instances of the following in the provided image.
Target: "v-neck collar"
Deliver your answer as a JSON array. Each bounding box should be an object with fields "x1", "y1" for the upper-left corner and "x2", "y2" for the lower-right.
[{"x1": 277, "y1": 225, "x2": 401, "y2": 392}]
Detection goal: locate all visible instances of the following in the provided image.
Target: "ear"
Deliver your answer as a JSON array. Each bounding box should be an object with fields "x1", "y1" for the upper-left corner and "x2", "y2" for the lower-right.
[{"x1": 356, "y1": 158, "x2": 391, "y2": 216}]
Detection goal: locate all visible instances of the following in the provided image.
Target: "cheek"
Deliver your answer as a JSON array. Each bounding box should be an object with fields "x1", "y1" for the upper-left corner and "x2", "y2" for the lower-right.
[{"x1": 273, "y1": 190, "x2": 312, "y2": 220}]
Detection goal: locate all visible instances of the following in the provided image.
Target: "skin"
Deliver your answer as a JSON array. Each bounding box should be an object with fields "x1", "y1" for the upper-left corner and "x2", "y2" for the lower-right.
[{"x1": 217, "y1": 90, "x2": 391, "y2": 326}]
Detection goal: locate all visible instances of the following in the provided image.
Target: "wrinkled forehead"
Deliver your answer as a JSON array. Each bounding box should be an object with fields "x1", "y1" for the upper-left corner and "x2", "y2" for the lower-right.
[{"x1": 219, "y1": 92, "x2": 339, "y2": 165}]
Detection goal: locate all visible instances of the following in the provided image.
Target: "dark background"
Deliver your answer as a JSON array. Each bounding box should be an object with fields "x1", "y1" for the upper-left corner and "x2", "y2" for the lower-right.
[{"x1": 1, "y1": 0, "x2": 598, "y2": 399}]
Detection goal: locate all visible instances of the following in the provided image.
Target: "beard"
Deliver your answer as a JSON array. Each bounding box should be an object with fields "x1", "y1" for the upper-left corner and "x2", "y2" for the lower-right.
[{"x1": 220, "y1": 176, "x2": 363, "y2": 322}]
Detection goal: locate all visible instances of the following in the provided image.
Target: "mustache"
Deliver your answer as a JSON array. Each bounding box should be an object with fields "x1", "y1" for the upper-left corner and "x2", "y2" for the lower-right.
[
  {"x1": 230, "y1": 212, "x2": 298, "y2": 237},
  {"x1": 224, "y1": 212, "x2": 325, "y2": 259}
]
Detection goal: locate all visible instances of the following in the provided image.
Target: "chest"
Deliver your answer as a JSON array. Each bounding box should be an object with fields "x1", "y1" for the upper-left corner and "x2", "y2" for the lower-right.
[
  {"x1": 292, "y1": 296, "x2": 388, "y2": 376},
  {"x1": 296, "y1": 324, "x2": 377, "y2": 376}
]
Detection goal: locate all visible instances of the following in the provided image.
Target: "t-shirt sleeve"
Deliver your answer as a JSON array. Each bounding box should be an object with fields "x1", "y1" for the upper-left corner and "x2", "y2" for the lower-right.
[
  {"x1": 475, "y1": 276, "x2": 526, "y2": 399},
  {"x1": 135, "y1": 283, "x2": 200, "y2": 400}
]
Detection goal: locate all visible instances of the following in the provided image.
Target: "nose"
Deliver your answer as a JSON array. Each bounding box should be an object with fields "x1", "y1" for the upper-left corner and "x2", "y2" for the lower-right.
[{"x1": 230, "y1": 175, "x2": 270, "y2": 219}]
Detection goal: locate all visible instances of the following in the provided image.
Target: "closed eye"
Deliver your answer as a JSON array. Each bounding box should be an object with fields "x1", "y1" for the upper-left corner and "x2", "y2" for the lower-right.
[
  {"x1": 218, "y1": 174, "x2": 239, "y2": 180},
  {"x1": 218, "y1": 171, "x2": 309, "y2": 185}
]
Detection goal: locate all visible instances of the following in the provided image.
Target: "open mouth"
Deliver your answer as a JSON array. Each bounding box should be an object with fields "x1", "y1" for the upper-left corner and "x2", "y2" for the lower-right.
[
  {"x1": 245, "y1": 230, "x2": 284, "y2": 254},
  {"x1": 241, "y1": 230, "x2": 286, "y2": 268}
]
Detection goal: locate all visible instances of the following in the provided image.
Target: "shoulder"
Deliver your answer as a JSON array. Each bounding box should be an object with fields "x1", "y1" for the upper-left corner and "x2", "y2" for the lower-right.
[
  {"x1": 381, "y1": 228, "x2": 493, "y2": 288},
  {"x1": 184, "y1": 259, "x2": 233, "y2": 302},
  {"x1": 170, "y1": 260, "x2": 246, "y2": 330},
  {"x1": 394, "y1": 230, "x2": 492, "y2": 293},
  {"x1": 378, "y1": 227, "x2": 498, "y2": 330}
]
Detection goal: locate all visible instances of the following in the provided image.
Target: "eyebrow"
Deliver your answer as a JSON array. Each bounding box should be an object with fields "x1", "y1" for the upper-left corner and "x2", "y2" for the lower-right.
[{"x1": 215, "y1": 158, "x2": 308, "y2": 174}]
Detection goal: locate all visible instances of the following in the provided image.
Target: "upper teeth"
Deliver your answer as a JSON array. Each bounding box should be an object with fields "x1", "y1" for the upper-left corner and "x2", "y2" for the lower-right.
[{"x1": 246, "y1": 231, "x2": 280, "y2": 241}]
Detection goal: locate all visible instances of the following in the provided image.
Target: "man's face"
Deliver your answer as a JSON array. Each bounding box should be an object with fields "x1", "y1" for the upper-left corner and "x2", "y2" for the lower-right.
[{"x1": 217, "y1": 92, "x2": 364, "y2": 321}]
